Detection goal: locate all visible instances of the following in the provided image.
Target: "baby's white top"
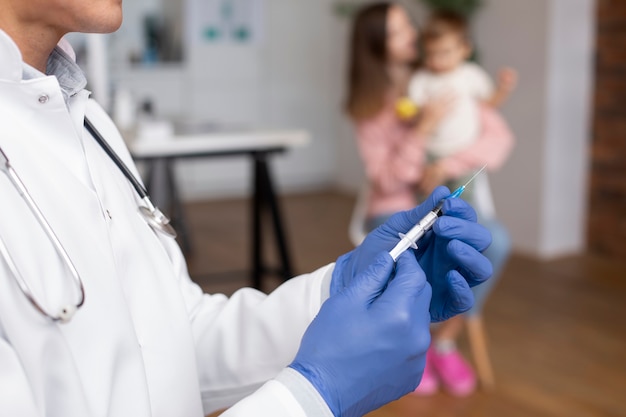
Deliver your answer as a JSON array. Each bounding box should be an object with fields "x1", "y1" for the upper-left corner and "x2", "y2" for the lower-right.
[{"x1": 409, "y1": 62, "x2": 494, "y2": 158}]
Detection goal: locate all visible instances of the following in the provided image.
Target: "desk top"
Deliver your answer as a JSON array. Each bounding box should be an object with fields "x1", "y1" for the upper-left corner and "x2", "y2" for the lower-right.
[{"x1": 129, "y1": 129, "x2": 310, "y2": 159}]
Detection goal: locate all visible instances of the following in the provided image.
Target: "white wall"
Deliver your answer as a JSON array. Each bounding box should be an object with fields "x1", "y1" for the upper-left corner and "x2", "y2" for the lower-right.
[
  {"x1": 332, "y1": 2, "x2": 367, "y2": 192},
  {"x1": 473, "y1": 0, "x2": 551, "y2": 256},
  {"x1": 541, "y1": 0, "x2": 594, "y2": 257},
  {"x1": 111, "y1": 0, "x2": 339, "y2": 199},
  {"x1": 472, "y1": 0, "x2": 595, "y2": 257}
]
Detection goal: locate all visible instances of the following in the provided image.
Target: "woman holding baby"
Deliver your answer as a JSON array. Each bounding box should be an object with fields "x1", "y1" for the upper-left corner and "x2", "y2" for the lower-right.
[{"x1": 346, "y1": 2, "x2": 516, "y2": 397}]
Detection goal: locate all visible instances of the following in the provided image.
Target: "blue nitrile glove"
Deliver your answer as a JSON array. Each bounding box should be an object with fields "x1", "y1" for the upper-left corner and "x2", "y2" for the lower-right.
[
  {"x1": 290, "y1": 252, "x2": 432, "y2": 417},
  {"x1": 331, "y1": 186, "x2": 492, "y2": 322}
]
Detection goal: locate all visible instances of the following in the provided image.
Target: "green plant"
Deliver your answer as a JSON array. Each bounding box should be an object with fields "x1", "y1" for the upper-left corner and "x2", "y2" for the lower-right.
[
  {"x1": 419, "y1": 0, "x2": 484, "y2": 16},
  {"x1": 333, "y1": 1, "x2": 362, "y2": 18}
]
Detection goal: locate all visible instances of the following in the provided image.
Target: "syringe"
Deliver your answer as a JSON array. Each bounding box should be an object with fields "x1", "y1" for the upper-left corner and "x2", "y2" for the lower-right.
[{"x1": 389, "y1": 165, "x2": 487, "y2": 261}]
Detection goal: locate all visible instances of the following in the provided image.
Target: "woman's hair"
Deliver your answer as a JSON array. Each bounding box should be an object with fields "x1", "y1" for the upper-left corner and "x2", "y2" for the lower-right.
[{"x1": 345, "y1": 2, "x2": 394, "y2": 121}]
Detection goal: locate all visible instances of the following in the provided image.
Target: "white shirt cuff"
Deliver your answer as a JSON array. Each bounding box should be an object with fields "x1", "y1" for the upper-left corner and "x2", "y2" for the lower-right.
[{"x1": 275, "y1": 368, "x2": 334, "y2": 417}]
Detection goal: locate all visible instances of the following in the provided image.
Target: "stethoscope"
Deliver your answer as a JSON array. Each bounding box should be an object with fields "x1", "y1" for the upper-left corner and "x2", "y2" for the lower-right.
[{"x1": 0, "y1": 118, "x2": 176, "y2": 323}]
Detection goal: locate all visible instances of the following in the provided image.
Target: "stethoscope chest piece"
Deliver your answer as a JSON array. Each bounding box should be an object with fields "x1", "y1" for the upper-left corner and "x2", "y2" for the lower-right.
[
  {"x1": 139, "y1": 205, "x2": 177, "y2": 238},
  {"x1": 85, "y1": 118, "x2": 178, "y2": 240},
  {"x1": 58, "y1": 304, "x2": 78, "y2": 323}
]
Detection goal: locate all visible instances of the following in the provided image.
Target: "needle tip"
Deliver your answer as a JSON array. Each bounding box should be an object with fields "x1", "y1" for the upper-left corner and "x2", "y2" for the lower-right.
[{"x1": 462, "y1": 164, "x2": 488, "y2": 188}]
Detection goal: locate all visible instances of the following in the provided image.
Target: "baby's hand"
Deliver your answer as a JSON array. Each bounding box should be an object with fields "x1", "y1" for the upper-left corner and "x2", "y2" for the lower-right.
[
  {"x1": 395, "y1": 97, "x2": 420, "y2": 122},
  {"x1": 498, "y1": 67, "x2": 518, "y2": 93}
]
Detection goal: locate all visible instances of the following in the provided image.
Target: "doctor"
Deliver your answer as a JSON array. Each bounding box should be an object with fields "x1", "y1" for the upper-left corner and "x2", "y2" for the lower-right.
[{"x1": 0, "y1": 1, "x2": 493, "y2": 416}]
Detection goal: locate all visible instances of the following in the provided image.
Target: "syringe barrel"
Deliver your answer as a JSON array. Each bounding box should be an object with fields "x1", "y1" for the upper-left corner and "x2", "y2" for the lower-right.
[{"x1": 405, "y1": 211, "x2": 439, "y2": 242}]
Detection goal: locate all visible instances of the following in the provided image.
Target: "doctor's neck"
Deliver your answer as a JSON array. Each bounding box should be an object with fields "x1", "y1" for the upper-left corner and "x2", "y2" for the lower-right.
[
  {"x1": 0, "y1": 21, "x2": 64, "y2": 73},
  {"x1": 0, "y1": 0, "x2": 123, "y2": 73}
]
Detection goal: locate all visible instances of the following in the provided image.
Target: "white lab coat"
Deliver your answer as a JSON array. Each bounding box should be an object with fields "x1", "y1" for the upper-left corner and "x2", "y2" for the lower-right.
[{"x1": 0, "y1": 30, "x2": 333, "y2": 417}]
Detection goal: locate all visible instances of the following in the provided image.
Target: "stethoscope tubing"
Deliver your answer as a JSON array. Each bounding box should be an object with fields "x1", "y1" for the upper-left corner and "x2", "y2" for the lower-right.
[
  {"x1": 84, "y1": 118, "x2": 149, "y2": 199},
  {"x1": 84, "y1": 118, "x2": 176, "y2": 238},
  {"x1": 0, "y1": 148, "x2": 85, "y2": 322}
]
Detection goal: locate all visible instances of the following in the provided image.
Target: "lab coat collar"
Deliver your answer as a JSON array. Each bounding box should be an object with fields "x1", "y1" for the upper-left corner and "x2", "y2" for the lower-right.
[
  {"x1": 21, "y1": 43, "x2": 87, "y2": 105},
  {"x1": 0, "y1": 29, "x2": 86, "y2": 101},
  {"x1": 0, "y1": 29, "x2": 23, "y2": 82},
  {"x1": 43, "y1": 46, "x2": 87, "y2": 102}
]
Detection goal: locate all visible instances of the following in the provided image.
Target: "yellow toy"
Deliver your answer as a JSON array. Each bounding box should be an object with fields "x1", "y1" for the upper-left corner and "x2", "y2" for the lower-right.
[{"x1": 395, "y1": 97, "x2": 420, "y2": 120}]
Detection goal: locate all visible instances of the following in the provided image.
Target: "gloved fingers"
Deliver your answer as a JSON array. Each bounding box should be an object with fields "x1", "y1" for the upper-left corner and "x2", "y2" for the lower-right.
[
  {"x1": 329, "y1": 252, "x2": 355, "y2": 297},
  {"x1": 385, "y1": 187, "x2": 450, "y2": 233},
  {"x1": 441, "y1": 197, "x2": 479, "y2": 222},
  {"x1": 446, "y1": 240, "x2": 493, "y2": 286},
  {"x1": 445, "y1": 270, "x2": 475, "y2": 314},
  {"x1": 379, "y1": 252, "x2": 430, "y2": 307},
  {"x1": 433, "y1": 217, "x2": 492, "y2": 252},
  {"x1": 344, "y1": 252, "x2": 395, "y2": 304}
]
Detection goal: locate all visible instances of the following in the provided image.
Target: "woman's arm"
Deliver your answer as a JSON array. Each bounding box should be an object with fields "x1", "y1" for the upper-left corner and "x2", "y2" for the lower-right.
[
  {"x1": 356, "y1": 114, "x2": 426, "y2": 195},
  {"x1": 356, "y1": 95, "x2": 452, "y2": 196},
  {"x1": 435, "y1": 106, "x2": 515, "y2": 180}
]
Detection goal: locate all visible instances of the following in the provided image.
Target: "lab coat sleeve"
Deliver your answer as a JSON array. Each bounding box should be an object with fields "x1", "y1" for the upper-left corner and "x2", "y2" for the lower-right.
[
  {"x1": 158, "y1": 235, "x2": 334, "y2": 414},
  {"x1": 83, "y1": 99, "x2": 335, "y2": 414},
  {"x1": 220, "y1": 368, "x2": 334, "y2": 417},
  {"x1": 0, "y1": 334, "x2": 40, "y2": 416}
]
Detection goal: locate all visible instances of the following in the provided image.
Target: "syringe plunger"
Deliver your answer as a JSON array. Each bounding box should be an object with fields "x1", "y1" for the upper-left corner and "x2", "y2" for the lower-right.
[{"x1": 389, "y1": 202, "x2": 443, "y2": 261}]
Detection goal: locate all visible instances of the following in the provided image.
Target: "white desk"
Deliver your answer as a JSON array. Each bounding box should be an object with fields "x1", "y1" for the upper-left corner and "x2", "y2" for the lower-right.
[
  {"x1": 128, "y1": 129, "x2": 310, "y2": 289},
  {"x1": 130, "y1": 129, "x2": 310, "y2": 158}
]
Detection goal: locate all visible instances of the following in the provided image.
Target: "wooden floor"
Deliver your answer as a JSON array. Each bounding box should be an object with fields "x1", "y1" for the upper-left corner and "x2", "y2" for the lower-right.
[{"x1": 183, "y1": 190, "x2": 626, "y2": 417}]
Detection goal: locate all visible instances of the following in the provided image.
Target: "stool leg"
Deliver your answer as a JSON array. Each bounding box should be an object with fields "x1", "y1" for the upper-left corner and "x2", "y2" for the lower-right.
[{"x1": 466, "y1": 315, "x2": 495, "y2": 390}]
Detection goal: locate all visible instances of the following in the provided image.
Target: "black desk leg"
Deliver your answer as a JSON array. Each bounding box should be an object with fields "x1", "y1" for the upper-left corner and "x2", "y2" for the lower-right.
[
  {"x1": 165, "y1": 159, "x2": 193, "y2": 254},
  {"x1": 143, "y1": 158, "x2": 193, "y2": 254},
  {"x1": 260, "y1": 157, "x2": 294, "y2": 281},
  {"x1": 251, "y1": 152, "x2": 294, "y2": 289},
  {"x1": 252, "y1": 156, "x2": 263, "y2": 290}
]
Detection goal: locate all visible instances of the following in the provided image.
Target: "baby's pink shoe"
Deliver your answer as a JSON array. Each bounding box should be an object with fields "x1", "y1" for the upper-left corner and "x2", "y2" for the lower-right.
[
  {"x1": 411, "y1": 349, "x2": 438, "y2": 396},
  {"x1": 429, "y1": 348, "x2": 476, "y2": 396}
]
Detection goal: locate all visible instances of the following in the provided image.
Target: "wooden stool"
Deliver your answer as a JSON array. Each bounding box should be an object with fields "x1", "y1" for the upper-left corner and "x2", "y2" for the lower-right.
[{"x1": 466, "y1": 315, "x2": 495, "y2": 390}]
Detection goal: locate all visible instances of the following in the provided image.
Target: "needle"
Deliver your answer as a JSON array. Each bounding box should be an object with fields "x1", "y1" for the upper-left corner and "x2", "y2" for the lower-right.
[{"x1": 447, "y1": 164, "x2": 488, "y2": 199}]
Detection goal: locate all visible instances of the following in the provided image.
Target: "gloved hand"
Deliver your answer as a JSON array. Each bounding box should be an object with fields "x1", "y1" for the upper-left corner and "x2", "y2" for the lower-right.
[
  {"x1": 291, "y1": 252, "x2": 431, "y2": 417},
  {"x1": 331, "y1": 186, "x2": 492, "y2": 322}
]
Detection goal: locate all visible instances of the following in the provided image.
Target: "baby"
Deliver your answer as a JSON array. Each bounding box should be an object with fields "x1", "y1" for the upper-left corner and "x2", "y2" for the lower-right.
[{"x1": 408, "y1": 12, "x2": 516, "y2": 159}]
